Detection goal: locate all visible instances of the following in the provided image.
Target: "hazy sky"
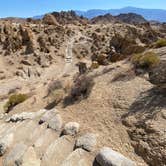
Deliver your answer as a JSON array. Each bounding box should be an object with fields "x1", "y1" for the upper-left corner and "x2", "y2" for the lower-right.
[{"x1": 0, "y1": 0, "x2": 166, "y2": 18}]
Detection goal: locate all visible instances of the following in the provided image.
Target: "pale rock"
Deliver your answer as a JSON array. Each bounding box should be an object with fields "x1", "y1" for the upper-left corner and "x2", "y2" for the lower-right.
[
  {"x1": 39, "y1": 109, "x2": 58, "y2": 124},
  {"x1": 75, "y1": 133, "x2": 97, "y2": 152},
  {"x1": 47, "y1": 114, "x2": 62, "y2": 131},
  {"x1": 22, "y1": 147, "x2": 41, "y2": 166},
  {"x1": 63, "y1": 122, "x2": 80, "y2": 136},
  {"x1": 96, "y1": 147, "x2": 136, "y2": 166},
  {"x1": 0, "y1": 133, "x2": 13, "y2": 156}
]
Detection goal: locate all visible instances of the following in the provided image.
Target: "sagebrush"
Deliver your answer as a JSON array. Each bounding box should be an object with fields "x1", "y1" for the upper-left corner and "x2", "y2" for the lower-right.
[
  {"x1": 4, "y1": 94, "x2": 28, "y2": 113},
  {"x1": 132, "y1": 52, "x2": 160, "y2": 70}
]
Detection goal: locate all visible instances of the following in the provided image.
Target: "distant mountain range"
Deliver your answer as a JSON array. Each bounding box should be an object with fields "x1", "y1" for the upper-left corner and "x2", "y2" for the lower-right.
[
  {"x1": 33, "y1": 7, "x2": 166, "y2": 23},
  {"x1": 75, "y1": 7, "x2": 166, "y2": 22}
]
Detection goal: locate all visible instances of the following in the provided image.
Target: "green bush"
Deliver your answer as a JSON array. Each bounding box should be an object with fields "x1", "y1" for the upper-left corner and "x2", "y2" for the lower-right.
[
  {"x1": 132, "y1": 52, "x2": 160, "y2": 69},
  {"x1": 154, "y1": 39, "x2": 166, "y2": 48},
  {"x1": 4, "y1": 94, "x2": 28, "y2": 113}
]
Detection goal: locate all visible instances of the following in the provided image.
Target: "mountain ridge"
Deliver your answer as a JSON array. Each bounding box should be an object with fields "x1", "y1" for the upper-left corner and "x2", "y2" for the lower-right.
[
  {"x1": 75, "y1": 7, "x2": 166, "y2": 22},
  {"x1": 32, "y1": 7, "x2": 166, "y2": 22}
]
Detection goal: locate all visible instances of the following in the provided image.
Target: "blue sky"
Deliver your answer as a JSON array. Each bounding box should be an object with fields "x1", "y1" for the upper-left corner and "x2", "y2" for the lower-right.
[{"x1": 0, "y1": 0, "x2": 166, "y2": 18}]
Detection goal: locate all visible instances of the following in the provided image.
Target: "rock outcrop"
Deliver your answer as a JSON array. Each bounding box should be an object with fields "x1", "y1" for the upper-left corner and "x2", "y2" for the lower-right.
[
  {"x1": 116, "y1": 13, "x2": 147, "y2": 24},
  {"x1": 75, "y1": 133, "x2": 97, "y2": 152},
  {"x1": 43, "y1": 11, "x2": 88, "y2": 25},
  {"x1": 149, "y1": 60, "x2": 166, "y2": 87},
  {"x1": 91, "y1": 14, "x2": 117, "y2": 24},
  {"x1": 42, "y1": 14, "x2": 58, "y2": 25}
]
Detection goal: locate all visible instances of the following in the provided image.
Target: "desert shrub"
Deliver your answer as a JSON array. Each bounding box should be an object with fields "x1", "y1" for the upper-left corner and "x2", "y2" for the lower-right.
[
  {"x1": 45, "y1": 80, "x2": 65, "y2": 109},
  {"x1": 154, "y1": 39, "x2": 166, "y2": 48},
  {"x1": 132, "y1": 52, "x2": 160, "y2": 70},
  {"x1": 92, "y1": 54, "x2": 109, "y2": 65},
  {"x1": 50, "y1": 89, "x2": 64, "y2": 101},
  {"x1": 4, "y1": 94, "x2": 28, "y2": 113},
  {"x1": 63, "y1": 75, "x2": 94, "y2": 106},
  {"x1": 46, "y1": 80, "x2": 63, "y2": 96},
  {"x1": 97, "y1": 54, "x2": 108, "y2": 65},
  {"x1": 109, "y1": 53, "x2": 124, "y2": 62},
  {"x1": 90, "y1": 61, "x2": 99, "y2": 69}
]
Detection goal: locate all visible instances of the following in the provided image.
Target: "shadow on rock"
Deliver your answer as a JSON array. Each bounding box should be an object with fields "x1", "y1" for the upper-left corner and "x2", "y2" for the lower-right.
[{"x1": 123, "y1": 86, "x2": 166, "y2": 118}]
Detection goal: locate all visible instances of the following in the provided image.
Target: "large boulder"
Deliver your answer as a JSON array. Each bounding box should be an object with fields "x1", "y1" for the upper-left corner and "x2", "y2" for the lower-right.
[
  {"x1": 39, "y1": 109, "x2": 58, "y2": 124},
  {"x1": 96, "y1": 147, "x2": 136, "y2": 166},
  {"x1": 47, "y1": 114, "x2": 62, "y2": 131},
  {"x1": 149, "y1": 60, "x2": 166, "y2": 87},
  {"x1": 75, "y1": 133, "x2": 97, "y2": 152}
]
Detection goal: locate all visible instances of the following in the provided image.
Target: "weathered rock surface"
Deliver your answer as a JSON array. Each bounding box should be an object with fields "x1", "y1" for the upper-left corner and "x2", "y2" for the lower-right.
[
  {"x1": 61, "y1": 148, "x2": 92, "y2": 166},
  {"x1": 4, "y1": 143, "x2": 28, "y2": 166},
  {"x1": 75, "y1": 133, "x2": 97, "y2": 152},
  {"x1": 149, "y1": 60, "x2": 166, "y2": 87},
  {"x1": 22, "y1": 147, "x2": 41, "y2": 166},
  {"x1": 47, "y1": 114, "x2": 62, "y2": 131},
  {"x1": 63, "y1": 122, "x2": 80, "y2": 136},
  {"x1": 43, "y1": 14, "x2": 58, "y2": 25},
  {"x1": 6, "y1": 109, "x2": 46, "y2": 122},
  {"x1": 0, "y1": 133, "x2": 13, "y2": 156},
  {"x1": 41, "y1": 136, "x2": 74, "y2": 166},
  {"x1": 0, "y1": 109, "x2": 97, "y2": 165},
  {"x1": 96, "y1": 147, "x2": 136, "y2": 166},
  {"x1": 39, "y1": 109, "x2": 58, "y2": 124}
]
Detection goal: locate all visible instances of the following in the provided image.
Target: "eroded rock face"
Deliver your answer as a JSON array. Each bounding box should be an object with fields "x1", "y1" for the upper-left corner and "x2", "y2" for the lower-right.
[
  {"x1": 116, "y1": 13, "x2": 147, "y2": 25},
  {"x1": 149, "y1": 60, "x2": 166, "y2": 87},
  {"x1": 43, "y1": 14, "x2": 58, "y2": 25},
  {"x1": 3, "y1": 35, "x2": 22, "y2": 54},
  {"x1": 37, "y1": 36, "x2": 50, "y2": 53},
  {"x1": 122, "y1": 86, "x2": 166, "y2": 166},
  {"x1": 20, "y1": 26, "x2": 35, "y2": 54},
  {"x1": 50, "y1": 11, "x2": 89, "y2": 25}
]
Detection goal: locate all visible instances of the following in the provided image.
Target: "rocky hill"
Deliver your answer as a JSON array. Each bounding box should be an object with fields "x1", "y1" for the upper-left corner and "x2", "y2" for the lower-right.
[
  {"x1": 115, "y1": 13, "x2": 147, "y2": 24},
  {"x1": 91, "y1": 14, "x2": 117, "y2": 24},
  {"x1": 0, "y1": 11, "x2": 165, "y2": 166},
  {"x1": 43, "y1": 11, "x2": 88, "y2": 26},
  {"x1": 91, "y1": 13, "x2": 147, "y2": 25}
]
